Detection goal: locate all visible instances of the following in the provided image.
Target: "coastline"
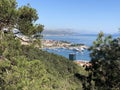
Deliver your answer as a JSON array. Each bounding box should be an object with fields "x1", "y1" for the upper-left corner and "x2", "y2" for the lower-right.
[
  {"x1": 41, "y1": 39, "x2": 89, "y2": 52},
  {"x1": 74, "y1": 60, "x2": 92, "y2": 67}
]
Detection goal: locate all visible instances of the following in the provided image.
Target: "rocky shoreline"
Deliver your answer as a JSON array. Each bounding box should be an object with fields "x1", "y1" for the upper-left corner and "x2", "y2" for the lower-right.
[{"x1": 42, "y1": 39, "x2": 89, "y2": 52}]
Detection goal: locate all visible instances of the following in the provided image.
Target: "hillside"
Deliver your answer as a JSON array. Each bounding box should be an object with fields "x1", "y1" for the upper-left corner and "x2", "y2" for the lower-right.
[
  {"x1": 42, "y1": 29, "x2": 74, "y2": 36},
  {"x1": 0, "y1": 33, "x2": 88, "y2": 90}
]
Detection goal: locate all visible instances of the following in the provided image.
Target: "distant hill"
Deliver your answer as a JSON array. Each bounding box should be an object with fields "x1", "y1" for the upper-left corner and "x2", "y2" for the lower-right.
[
  {"x1": 42, "y1": 29, "x2": 74, "y2": 36},
  {"x1": 42, "y1": 29, "x2": 120, "y2": 37}
]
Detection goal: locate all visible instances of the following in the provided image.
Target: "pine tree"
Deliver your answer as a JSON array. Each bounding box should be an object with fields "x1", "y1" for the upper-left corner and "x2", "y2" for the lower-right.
[{"x1": 88, "y1": 32, "x2": 120, "y2": 90}]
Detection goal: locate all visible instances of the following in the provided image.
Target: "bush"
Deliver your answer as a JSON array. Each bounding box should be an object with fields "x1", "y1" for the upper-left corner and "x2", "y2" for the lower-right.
[{"x1": 88, "y1": 32, "x2": 120, "y2": 90}]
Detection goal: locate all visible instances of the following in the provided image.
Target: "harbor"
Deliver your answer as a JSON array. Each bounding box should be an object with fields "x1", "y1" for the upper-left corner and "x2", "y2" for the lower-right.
[{"x1": 42, "y1": 39, "x2": 89, "y2": 52}]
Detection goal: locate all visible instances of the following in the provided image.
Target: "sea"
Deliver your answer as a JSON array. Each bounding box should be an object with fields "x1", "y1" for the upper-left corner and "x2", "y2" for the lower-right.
[{"x1": 43, "y1": 34, "x2": 119, "y2": 61}]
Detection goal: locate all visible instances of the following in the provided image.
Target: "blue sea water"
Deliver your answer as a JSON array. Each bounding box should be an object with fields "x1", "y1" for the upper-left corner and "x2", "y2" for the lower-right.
[{"x1": 43, "y1": 34, "x2": 119, "y2": 61}]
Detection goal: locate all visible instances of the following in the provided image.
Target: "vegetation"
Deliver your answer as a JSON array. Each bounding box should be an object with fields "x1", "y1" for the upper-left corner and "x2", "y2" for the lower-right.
[
  {"x1": 0, "y1": 32, "x2": 88, "y2": 90},
  {"x1": 0, "y1": 0, "x2": 120, "y2": 90},
  {"x1": 86, "y1": 32, "x2": 120, "y2": 90},
  {"x1": 0, "y1": 0, "x2": 87, "y2": 90},
  {"x1": 17, "y1": 4, "x2": 44, "y2": 36},
  {"x1": 61, "y1": 40, "x2": 70, "y2": 44},
  {"x1": 0, "y1": 0, "x2": 43, "y2": 36},
  {"x1": 71, "y1": 43, "x2": 85, "y2": 46},
  {"x1": 0, "y1": 0, "x2": 17, "y2": 30}
]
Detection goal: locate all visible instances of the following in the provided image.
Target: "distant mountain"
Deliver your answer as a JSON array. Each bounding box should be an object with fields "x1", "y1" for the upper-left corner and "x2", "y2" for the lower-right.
[
  {"x1": 42, "y1": 29, "x2": 74, "y2": 36},
  {"x1": 112, "y1": 33, "x2": 120, "y2": 36},
  {"x1": 42, "y1": 29, "x2": 120, "y2": 36}
]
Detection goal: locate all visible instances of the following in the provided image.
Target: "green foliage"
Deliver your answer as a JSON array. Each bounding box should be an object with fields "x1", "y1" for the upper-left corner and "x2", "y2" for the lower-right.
[
  {"x1": 0, "y1": 0, "x2": 44, "y2": 36},
  {"x1": 0, "y1": 32, "x2": 21, "y2": 58},
  {"x1": 88, "y1": 32, "x2": 120, "y2": 90},
  {"x1": 0, "y1": 32, "x2": 86, "y2": 90},
  {"x1": 18, "y1": 4, "x2": 38, "y2": 22},
  {"x1": 0, "y1": 0, "x2": 17, "y2": 29},
  {"x1": 0, "y1": 0, "x2": 44, "y2": 56},
  {"x1": 0, "y1": 0, "x2": 87, "y2": 89},
  {"x1": 17, "y1": 4, "x2": 44, "y2": 36}
]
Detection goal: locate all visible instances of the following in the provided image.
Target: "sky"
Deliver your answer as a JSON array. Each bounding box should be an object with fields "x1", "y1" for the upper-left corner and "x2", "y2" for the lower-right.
[{"x1": 16, "y1": 0, "x2": 120, "y2": 34}]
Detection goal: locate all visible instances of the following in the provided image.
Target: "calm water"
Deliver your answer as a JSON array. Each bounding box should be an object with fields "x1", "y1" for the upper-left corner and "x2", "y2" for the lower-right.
[{"x1": 43, "y1": 34, "x2": 119, "y2": 61}]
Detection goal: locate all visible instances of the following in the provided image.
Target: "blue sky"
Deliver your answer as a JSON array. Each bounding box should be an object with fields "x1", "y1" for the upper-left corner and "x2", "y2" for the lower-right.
[{"x1": 16, "y1": 0, "x2": 120, "y2": 34}]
